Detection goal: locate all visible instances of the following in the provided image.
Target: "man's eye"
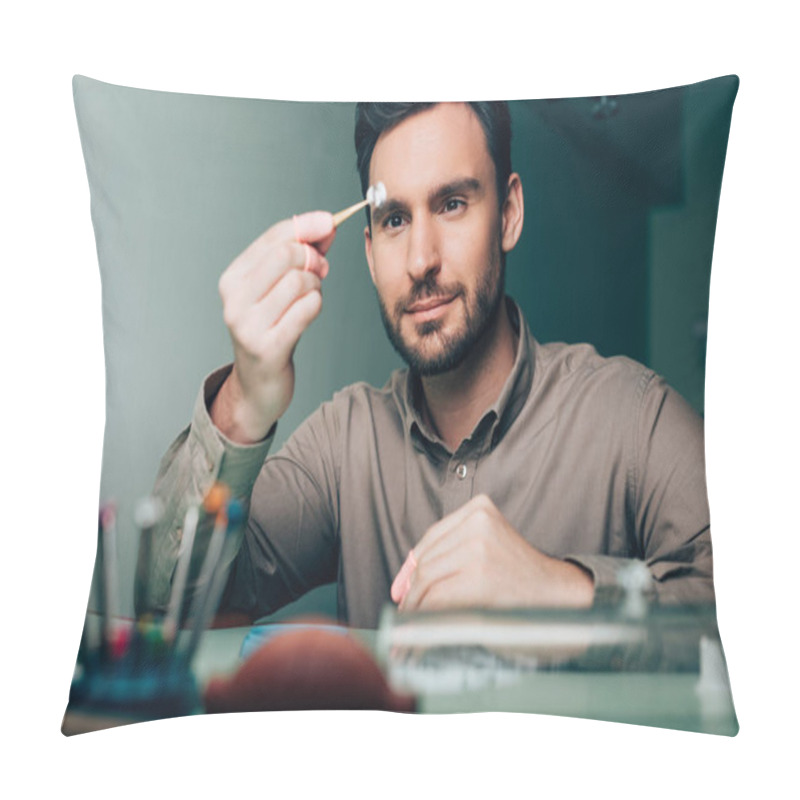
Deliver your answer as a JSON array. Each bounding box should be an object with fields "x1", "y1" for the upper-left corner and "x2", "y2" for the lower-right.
[
  {"x1": 384, "y1": 213, "x2": 405, "y2": 229},
  {"x1": 444, "y1": 198, "x2": 465, "y2": 213}
]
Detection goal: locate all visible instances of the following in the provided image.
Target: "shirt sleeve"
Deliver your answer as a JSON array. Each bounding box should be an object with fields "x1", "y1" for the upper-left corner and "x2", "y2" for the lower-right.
[
  {"x1": 142, "y1": 365, "x2": 274, "y2": 616},
  {"x1": 565, "y1": 372, "x2": 715, "y2": 606},
  {"x1": 221, "y1": 398, "x2": 342, "y2": 620}
]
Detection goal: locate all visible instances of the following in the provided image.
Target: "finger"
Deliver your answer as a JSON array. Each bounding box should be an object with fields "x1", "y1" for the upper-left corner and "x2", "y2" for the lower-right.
[
  {"x1": 231, "y1": 211, "x2": 335, "y2": 278},
  {"x1": 232, "y1": 220, "x2": 298, "y2": 271},
  {"x1": 269, "y1": 288, "x2": 323, "y2": 355},
  {"x1": 403, "y1": 570, "x2": 474, "y2": 613},
  {"x1": 292, "y1": 211, "x2": 336, "y2": 248},
  {"x1": 390, "y1": 550, "x2": 417, "y2": 604},
  {"x1": 400, "y1": 544, "x2": 468, "y2": 612},
  {"x1": 302, "y1": 245, "x2": 330, "y2": 279},
  {"x1": 311, "y1": 228, "x2": 337, "y2": 256},
  {"x1": 223, "y1": 241, "x2": 327, "y2": 323},
  {"x1": 414, "y1": 494, "x2": 496, "y2": 562},
  {"x1": 252, "y1": 268, "x2": 322, "y2": 330},
  {"x1": 223, "y1": 239, "x2": 304, "y2": 310},
  {"x1": 414, "y1": 576, "x2": 474, "y2": 612},
  {"x1": 393, "y1": 523, "x2": 468, "y2": 607},
  {"x1": 256, "y1": 211, "x2": 335, "y2": 250},
  {"x1": 291, "y1": 242, "x2": 330, "y2": 278}
]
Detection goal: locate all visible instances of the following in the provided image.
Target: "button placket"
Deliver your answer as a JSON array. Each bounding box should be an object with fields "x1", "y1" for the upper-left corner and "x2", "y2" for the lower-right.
[{"x1": 441, "y1": 454, "x2": 473, "y2": 516}]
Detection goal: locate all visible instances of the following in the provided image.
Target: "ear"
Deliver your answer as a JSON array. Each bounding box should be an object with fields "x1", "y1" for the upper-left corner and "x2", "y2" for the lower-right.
[
  {"x1": 500, "y1": 173, "x2": 524, "y2": 254},
  {"x1": 364, "y1": 225, "x2": 377, "y2": 286}
]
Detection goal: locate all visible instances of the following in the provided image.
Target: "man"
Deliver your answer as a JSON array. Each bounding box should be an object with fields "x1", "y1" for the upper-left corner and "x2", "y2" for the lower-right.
[{"x1": 145, "y1": 101, "x2": 713, "y2": 630}]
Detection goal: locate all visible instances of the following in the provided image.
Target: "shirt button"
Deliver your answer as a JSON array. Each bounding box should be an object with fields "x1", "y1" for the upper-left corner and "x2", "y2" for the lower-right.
[{"x1": 456, "y1": 463, "x2": 468, "y2": 479}]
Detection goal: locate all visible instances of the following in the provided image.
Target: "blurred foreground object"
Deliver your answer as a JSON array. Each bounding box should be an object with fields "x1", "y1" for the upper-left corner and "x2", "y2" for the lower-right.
[{"x1": 205, "y1": 622, "x2": 415, "y2": 713}]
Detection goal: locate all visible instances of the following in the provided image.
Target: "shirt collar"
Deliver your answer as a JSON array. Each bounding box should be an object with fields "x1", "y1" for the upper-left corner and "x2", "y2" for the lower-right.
[{"x1": 395, "y1": 296, "x2": 535, "y2": 454}]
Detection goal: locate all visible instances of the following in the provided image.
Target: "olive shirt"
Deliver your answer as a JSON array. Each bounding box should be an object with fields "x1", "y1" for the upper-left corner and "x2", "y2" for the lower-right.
[{"x1": 147, "y1": 299, "x2": 714, "y2": 629}]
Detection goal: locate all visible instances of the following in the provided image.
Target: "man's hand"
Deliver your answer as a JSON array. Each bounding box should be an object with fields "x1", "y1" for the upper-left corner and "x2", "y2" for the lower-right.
[
  {"x1": 211, "y1": 212, "x2": 336, "y2": 444},
  {"x1": 396, "y1": 494, "x2": 595, "y2": 611}
]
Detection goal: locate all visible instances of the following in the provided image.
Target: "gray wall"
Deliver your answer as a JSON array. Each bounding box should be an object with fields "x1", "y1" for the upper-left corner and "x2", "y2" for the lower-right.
[{"x1": 74, "y1": 76, "x2": 736, "y2": 619}]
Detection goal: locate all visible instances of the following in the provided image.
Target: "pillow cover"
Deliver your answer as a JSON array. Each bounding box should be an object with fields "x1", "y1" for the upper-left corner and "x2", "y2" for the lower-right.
[{"x1": 64, "y1": 75, "x2": 739, "y2": 735}]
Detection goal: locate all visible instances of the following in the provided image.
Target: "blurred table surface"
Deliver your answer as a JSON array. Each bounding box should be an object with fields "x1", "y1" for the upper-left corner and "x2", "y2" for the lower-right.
[
  {"x1": 64, "y1": 608, "x2": 737, "y2": 736},
  {"x1": 190, "y1": 616, "x2": 737, "y2": 735}
]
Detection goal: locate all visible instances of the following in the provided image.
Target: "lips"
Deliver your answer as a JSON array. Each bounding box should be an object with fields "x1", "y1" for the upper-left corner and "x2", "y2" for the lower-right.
[{"x1": 405, "y1": 295, "x2": 456, "y2": 315}]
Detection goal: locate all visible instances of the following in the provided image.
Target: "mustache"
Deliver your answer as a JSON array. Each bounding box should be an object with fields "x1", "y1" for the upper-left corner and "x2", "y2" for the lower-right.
[{"x1": 396, "y1": 275, "x2": 464, "y2": 315}]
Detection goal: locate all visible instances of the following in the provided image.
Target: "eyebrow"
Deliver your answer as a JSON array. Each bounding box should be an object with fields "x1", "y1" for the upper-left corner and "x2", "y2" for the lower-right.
[
  {"x1": 429, "y1": 177, "x2": 483, "y2": 204},
  {"x1": 372, "y1": 177, "x2": 484, "y2": 226}
]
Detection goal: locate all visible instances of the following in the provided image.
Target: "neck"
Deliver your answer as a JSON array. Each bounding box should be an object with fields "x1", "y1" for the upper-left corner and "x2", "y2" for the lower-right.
[{"x1": 419, "y1": 300, "x2": 518, "y2": 452}]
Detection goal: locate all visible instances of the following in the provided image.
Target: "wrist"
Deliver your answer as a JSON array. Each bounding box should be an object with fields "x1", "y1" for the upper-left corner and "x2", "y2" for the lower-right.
[
  {"x1": 536, "y1": 557, "x2": 594, "y2": 609},
  {"x1": 210, "y1": 370, "x2": 275, "y2": 445},
  {"x1": 562, "y1": 560, "x2": 595, "y2": 608}
]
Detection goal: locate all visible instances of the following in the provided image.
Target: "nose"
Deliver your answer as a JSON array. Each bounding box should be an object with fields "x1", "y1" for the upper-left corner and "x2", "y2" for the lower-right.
[{"x1": 406, "y1": 214, "x2": 441, "y2": 284}]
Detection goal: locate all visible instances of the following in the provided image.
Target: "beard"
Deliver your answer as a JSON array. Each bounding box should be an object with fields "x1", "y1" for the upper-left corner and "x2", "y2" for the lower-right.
[{"x1": 377, "y1": 255, "x2": 506, "y2": 377}]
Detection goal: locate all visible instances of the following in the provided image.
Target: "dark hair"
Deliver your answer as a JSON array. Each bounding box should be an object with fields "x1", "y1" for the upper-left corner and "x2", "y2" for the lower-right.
[{"x1": 354, "y1": 102, "x2": 513, "y2": 209}]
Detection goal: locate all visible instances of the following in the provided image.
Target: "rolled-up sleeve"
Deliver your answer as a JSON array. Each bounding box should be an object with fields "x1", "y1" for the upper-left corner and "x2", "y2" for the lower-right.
[{"x1": 143, "y1": 365, "x2": 273, "y2": 615}]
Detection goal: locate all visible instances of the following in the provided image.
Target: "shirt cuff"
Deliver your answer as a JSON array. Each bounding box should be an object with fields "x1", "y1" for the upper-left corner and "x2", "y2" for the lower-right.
[
  {"x1": 563, "y1": 554, "x2": 658, "y2": 607},
  {"x1": 186, "y1": 365, "x2": 275, "y2": 498}
]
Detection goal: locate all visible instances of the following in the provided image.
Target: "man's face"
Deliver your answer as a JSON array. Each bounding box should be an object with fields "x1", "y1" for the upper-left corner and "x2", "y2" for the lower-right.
[{"x1": 365, "y1": 103, "x2": 519, "y2": 376}]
